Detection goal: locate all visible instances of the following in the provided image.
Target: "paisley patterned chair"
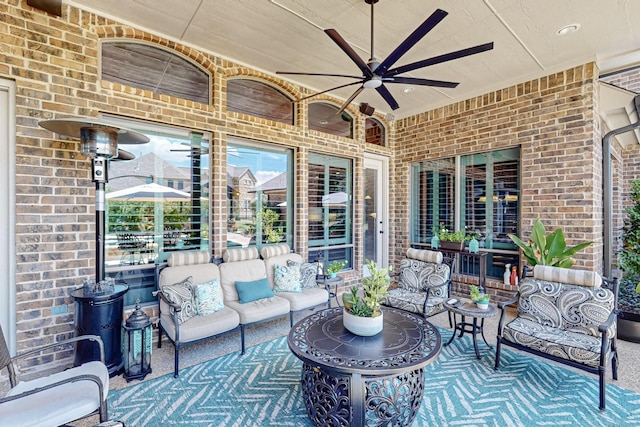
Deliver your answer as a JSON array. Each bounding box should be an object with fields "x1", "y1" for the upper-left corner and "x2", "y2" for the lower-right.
[
  {"x1": 381, "y1": 248, "x2": 452, "y2": 319},
  {"x1": 494, "y1": 265, "x2": 619, "y2": 410}
]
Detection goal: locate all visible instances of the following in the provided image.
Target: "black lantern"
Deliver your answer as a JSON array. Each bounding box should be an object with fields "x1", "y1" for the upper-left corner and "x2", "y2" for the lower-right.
[{"x1": 122, "y1": 300, "x2": 152, "y2": 382}]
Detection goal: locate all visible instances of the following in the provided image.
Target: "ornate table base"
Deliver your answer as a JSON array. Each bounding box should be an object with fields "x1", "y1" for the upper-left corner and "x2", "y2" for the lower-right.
[{"x1": 301, "y1": 364, "x2": 425, "y2": 427}]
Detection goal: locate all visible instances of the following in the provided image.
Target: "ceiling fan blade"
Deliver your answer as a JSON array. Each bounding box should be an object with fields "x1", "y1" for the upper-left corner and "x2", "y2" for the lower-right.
[
  {"x1": 297, "y1": 80, "x2": 364, "y2": 102},
  {"x1": 384, "y1": 76, "x2": 459, "y2": 88},
  {"x1": 375, "y1": 9, "x2": 448, "y2": 76},
  {"x1": 336, "y1": 86, "x2": 365, "y2": 116},
  {"x1": 385, "y1": 42, "x2": 494, "y2": 77},
  {"x1": 376, "y1": 85, "x2": 399, "y2": 110},
  {"x1": 276, "y1": 71, "x2": 364, "y2": 79},
  {"x1": 325, "y1": 29, "x2": 373, "y2": 78}
]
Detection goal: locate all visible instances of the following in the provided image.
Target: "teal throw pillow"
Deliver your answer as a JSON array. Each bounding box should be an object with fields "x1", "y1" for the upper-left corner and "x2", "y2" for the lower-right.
[
  {"x1": 193, "y1": 279, "x2": 224, "y2": 316},
  {"x1": 235, "y1": 277, "x2": 275, "y2": 303},
  {"x1": 274, "y1": 263, "x2": 302, "y2": 292}
]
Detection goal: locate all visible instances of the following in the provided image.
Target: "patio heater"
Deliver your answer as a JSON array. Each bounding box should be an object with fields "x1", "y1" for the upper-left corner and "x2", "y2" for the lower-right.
[{"x1": 39, "y1": 118, "x2": 149, "y2": 281}]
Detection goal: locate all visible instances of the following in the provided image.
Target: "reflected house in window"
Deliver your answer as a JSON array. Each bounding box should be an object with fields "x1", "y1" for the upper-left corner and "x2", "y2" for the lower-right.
[
  {"x1": 227, "y1": 166, "x2": 257, "y2": 221},
  {"x1": 109, "y1": 152, "x2": 191, "y2": 193}
]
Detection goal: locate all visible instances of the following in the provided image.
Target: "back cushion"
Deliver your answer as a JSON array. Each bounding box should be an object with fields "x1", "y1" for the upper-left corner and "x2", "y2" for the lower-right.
[
  {"x1": 517, "y1": 279, "x2": 615, "y2": 336},
  {"x1": 219, "y1": 258, "x2": 267, "y2": 302},
  {"x1": 398, "y1": 258, "x2": 450, "y2": 293}
]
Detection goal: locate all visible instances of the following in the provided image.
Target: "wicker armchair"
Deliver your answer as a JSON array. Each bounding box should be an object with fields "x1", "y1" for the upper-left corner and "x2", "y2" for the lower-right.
[{"x1": 0, "y1": 326, "x2": 109, "y2": 426}]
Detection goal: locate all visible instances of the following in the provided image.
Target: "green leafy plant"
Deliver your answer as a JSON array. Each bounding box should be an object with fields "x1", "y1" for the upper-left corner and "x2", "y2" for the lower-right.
[
  {"x1": 507, "y1": 218, "x2": 592, "y2": 268},
  {"x1": 342, "y1": 259, "x2": 392, "y2": 317},
  {"x1": 619, "y1": 180, "x2": 640, "y2": 294},
  {"x1": 434, "y1": 222, "x2": 469, "y2": 242},
  {"x1": 326, "y1": 260, "x2": 348, "y2": 275},
  {"x1": 469, "y1": 285, "x2": 489, "y2": 303}
]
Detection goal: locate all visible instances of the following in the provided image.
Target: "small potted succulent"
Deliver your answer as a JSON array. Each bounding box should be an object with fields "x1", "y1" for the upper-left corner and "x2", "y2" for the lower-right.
[
  {"x1": 326, "y1": 260, "x2": 347, "y2": 278},
  {"x1": 470, "y1": 285, "x2": 490, "y2": 310},
  {"x1": 342, "y1": 259, "x2": 392, "y2": 336}
]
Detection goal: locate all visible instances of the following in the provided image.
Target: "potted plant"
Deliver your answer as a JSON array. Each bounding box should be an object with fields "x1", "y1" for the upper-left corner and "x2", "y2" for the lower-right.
[
  {"x1": 507, "y1": 218, "x2": 593, "y2": 268},
  {"x1": 469, "y1": 285, "x2": 490, "y2": 309},
  {"x1": 617, "y1": 180, "x2": 640, "y2": 343},
  {"x1": 326, "y1": 260, "x2": 347, "y2": 278},
  {"x1": 434, "y1": 222, "x2": 469, "y2": 251},
  {"x1": 341, "y1": 259, "x2": 392, "y2": 336}
]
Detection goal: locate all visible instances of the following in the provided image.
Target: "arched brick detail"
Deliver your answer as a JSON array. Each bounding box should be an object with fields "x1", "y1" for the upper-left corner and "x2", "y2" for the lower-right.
[
  {"x1": 225, "y1": 67, "x2": 301, "y2": 101},
  {"x1": 95, "y1": 25, "x2": 221, "y2": 75}
]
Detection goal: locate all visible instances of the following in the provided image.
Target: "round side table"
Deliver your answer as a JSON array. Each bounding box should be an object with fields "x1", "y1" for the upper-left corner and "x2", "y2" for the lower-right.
[{"x1": 443, "y1": 299, "x2": 497, "y2": 359}]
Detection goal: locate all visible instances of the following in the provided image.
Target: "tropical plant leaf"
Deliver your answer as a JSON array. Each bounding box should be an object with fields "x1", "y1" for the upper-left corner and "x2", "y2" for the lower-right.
[{"x1": 546, "y1": 229, "x2": 566, "y2": 264}]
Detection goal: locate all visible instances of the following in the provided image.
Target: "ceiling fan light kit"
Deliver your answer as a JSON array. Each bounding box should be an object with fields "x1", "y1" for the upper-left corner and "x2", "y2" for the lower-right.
[{"x1": 277, "y1": 0, "x2": 494, "y2": 114}]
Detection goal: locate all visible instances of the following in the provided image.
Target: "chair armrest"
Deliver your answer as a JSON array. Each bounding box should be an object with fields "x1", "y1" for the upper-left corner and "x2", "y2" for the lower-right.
[
  {"x1": 422, "y1": 278, "x2": 452, "y2": 314},
  {"x1": 10, "y1": 335, "x2": 105, "y2": 364},
  {"x1": 598, "y1": 309, "x2": 619, "y2": 336},
  {"x1": 154, "y1": 290, "x2": 182, "y2": 312},
  {"x1": 497, "y1": 294, "x2": 518, "y2": 310},
  {"x1": 0, "y1": 373, "x2": 105, "y2": 404},
  {"x1": 496, "y1": 293, "x2": 519, "y2": 336}
]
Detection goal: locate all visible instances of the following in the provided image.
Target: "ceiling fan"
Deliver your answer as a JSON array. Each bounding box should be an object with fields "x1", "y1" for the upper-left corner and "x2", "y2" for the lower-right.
[{"x1": 276, "y1": 0, "x2": 494, "y2": 114}]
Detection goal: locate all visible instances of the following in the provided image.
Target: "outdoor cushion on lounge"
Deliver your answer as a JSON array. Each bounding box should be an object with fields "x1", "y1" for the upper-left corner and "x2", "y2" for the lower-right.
[
  {"x1": 158, "y1": 251, "x2": 240, "y2": 377},
  {"x1": 0, "y1": 327, "x2": 109, "y2": 427},
  {"x1": 261, "y1": 243, "x2": 329, "y2": 325},
  {"x1": 495, "y1": 265, "x2": 619, "y2": 410},
  {"x1": 219, "y1": 247, "x2": 290, "y2": 353},
  {"x1": 381, "y1": 248, "x2": 452, "y2": 318}
]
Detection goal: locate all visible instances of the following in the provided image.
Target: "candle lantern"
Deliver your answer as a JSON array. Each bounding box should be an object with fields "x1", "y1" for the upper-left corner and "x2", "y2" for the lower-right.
[{"x1": 122, "y1": 300, "x2": 152, "y2": 382}]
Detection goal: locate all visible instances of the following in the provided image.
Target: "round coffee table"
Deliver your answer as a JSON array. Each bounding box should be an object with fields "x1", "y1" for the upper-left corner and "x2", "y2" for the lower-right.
[
  {"x1": 443, "y1": 299, "x2": 497, "y2": 359},
  {"x1": 288, "y1": 307, "x2": 441, "y2": 427}
]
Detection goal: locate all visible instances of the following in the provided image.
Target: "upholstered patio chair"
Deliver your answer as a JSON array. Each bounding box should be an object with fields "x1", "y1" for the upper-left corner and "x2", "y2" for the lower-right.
[
  {"x1": 381, "y1": 248, "x2": 452, "y2": 319},
  {"x1": 495, "y1": 265, "x2": 619, "y2": 411},
  {"x1": 0, "y1": 326, "x2": 109, "y2": 426}
]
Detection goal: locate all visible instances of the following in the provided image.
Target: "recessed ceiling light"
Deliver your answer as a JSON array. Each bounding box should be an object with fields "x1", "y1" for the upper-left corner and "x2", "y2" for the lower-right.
[
  {"x1": 319, "y1": 120, "x2": 329, "y2": 125},
  {"x1": 556, "y1": 24, "x2": 580, "y2": 36},
  {"x1": 402, "y1": 87, "x2": 415, "y2": 94}
]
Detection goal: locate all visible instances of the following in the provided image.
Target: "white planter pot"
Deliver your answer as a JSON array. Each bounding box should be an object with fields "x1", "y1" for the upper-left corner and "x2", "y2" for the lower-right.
[
  {"x1": 343, "y1": 309, "x2": 384, "y2": 336},
  {"x1": 476, "y1": 302, "x2": 489, "y2": 310}
]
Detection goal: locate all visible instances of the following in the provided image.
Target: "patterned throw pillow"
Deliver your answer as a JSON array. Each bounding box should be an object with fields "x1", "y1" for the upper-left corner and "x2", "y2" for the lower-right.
[
  {"x1": 288, "y1": 260, "x2": 318, "y2": 289},
  {"x1": 193, "y1": 279, "x2": 224, "y2": 316},
  {"x1": 273, "y1": 263, "x2": 302, "y2": 292},
  {"x1": 161, "y1": 276, "x2": 196, "y2": 324}
]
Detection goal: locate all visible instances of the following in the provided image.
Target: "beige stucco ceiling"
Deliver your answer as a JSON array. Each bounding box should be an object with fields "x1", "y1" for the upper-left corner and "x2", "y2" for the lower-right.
[{"x1": 68, "y1": 0, "x2": 640, "y2": 119}]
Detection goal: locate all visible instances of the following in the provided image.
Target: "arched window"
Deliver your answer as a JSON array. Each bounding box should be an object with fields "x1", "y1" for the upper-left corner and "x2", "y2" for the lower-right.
[
  {"x1": 308, "y1": 102, "x2": 353, "y2": 138},
  {"x1": 227, "y1": 79, "x2": 294, "y2": 124},
  {"x1": 365, "y1": 117, "x2": 385, "y2": 146},
  {"x1": 101, "y1": 41, "x2": 210, "y2": 104}
]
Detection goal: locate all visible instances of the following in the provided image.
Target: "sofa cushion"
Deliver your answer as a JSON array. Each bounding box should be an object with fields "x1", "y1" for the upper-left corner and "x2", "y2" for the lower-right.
[
  {"x1": 161, "y1": 276, "x2": 196, "y2": 324},
  {"x1": 235, "y1": 277, "x2": 275, "y2": 304},
  {"x1": 219, "y1": 258, "x2": 268, "y2": 302},
  {"x1": 167, "y1": 251, "x2": 210, "y2": 267},
  {"x1": 503, "y1": 317, "x2": 606, "y2": 368},
  {"x1": 398, "y1": 258, "x2": 449, "y2": 293},
  {"x1": 276, "y1": 287, "x2": 328, "y2": 311},
  {"x1": 223, "y1": 247, "x2": 259, "y2": 262},
  {"x1": 193, "y1": 279, "x2": 224, "y2": 316},
  {"x1": 260, "y1": 243, "x2": 290, "y2": 259},
  {"x1": 225, "y1": 296, "x2": 290, "y2": 324},
  {"x1": 273, "y1": 263, "x2": 302, "y2": 292},
  {"x1": 533, "y1": 265, "x2": 602, "y2": 288},
  {"x1": 159, "y1": 306, "x2": 240, "y2": 343},
  {"x1": 288, "y1": 260, "x2": 318, "y2": 289}
]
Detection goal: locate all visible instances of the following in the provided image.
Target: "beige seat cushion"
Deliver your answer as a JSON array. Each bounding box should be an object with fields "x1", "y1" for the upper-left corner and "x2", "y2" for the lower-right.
[
  {"x1": 219, "y1": 259, "x2": 268, "y2": 302},
  {"x1": 277, "y1": 287, "x2": 329, "y2": 311},
  {"x1": 159, "y1": 306, "x2": 240, "y2": 343},
  {"x1": 1, "y1": 361, "x2": 109, "y2": 427},
  {"x1": 225, "y1": 296, "x2": 290, "y2": 324}
]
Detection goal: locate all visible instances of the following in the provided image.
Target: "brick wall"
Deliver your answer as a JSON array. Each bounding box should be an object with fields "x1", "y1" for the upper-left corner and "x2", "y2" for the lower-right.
[{"x1": 392, "y1": 64, "x2": 604, "y2": 296}]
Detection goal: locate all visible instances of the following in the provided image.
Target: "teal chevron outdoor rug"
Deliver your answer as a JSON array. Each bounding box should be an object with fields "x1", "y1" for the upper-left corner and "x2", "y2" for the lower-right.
[{"x1": 109, "y1": 330, "x2": 640, "y2": 426}]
